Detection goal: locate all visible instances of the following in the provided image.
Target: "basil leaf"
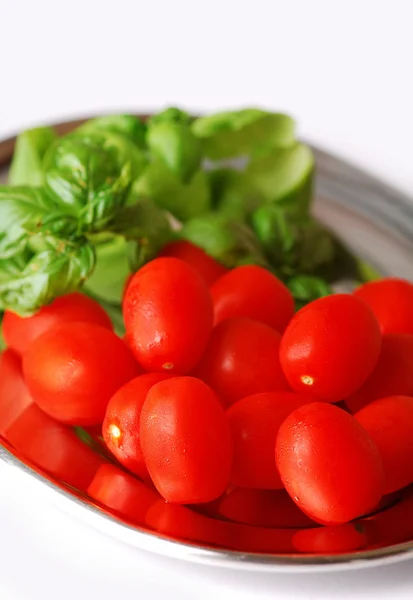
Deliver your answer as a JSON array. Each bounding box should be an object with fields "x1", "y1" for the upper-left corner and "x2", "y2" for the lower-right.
[
  {"x1": 208, "y1": 168, "x2": 263, "y2": 221},
  {"x1": 9, "y1": 126, "x2": 57, "y2": 186},
  {"x1": 180, "y1": 214, "x2": 268, "y2": 269},
  {"x1": 76, "y1": 115, "x2": 147, "y2": 149},
  {"x1": 193, "y1": 110, "x2": 295, "y2": 159},
  {"x1": 84, "y1": 234, "x2": 131, "y2": 304},
  {"x1": 148, "y1": 107, "x2": 192, "y2": 126},
  {"x1": 0, "y1": 240, "x2": 95, "y2": 316},
  {"x1": 287, "y1": 275, "x2": 333, "y2": 310},
  {"x1": 132, "y1": 161, "x2": 211, "y2": 222},
  {"x1": 245, "y1": 142, "x2": 314, "y2": 216},
  {"x1": 43, "y1": 131, "x2": 147, "y2": 231}
]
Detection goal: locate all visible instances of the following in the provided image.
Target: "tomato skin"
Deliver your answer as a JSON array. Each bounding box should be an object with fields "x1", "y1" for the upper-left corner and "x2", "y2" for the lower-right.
[
  {"x1": 276, "y1": 402, "x2": 384, "y2": 525},
  {"x1": 123, "y1": 257, "x2": 213, "y2": 374},
  {"x1": 102, "y1": 373, "x2": 174, "y2": 478},
  {"x1": 194, "y1": 318, "x2": 289, "y2": 407},
  {"x1": 227, "y1": 391, "x2": 313, "y2": 488},
  {"x1": 354, "y1": 278, "x2": 413, "y2": 335},
  {"x1": 23, "y1": 322, "x2": 141, "y2": 426},
  {"x1": 355, "y1": 395, "x2": 413, "y2": 494},
  {"x1": 158, "y1": 240, "x2": 228, "y2": 287},
  {"x1": 211, "y1": 265, "x2": 294, "y2": 332},
  {"x1": 88, "y1": 464, "x2": 159, "y2": 525},
  {"x1": 0, "y1": 349, "x2": 33, "y2": 435},
  {"x1": 218, "y1": 488, "x2": 316, "y2": 528},
  {"x1": 346, "y1": 334, "x2": 413, "y2": 413},
  {"x1": 279, "y1": 294, "x2": 382, "y2": 403},
  {"x1": 140, "y1": 377, "x2": 233, "y2": 504},
  {"x1": 293, "y1": 523, "x2": 367, "y2": 554},
  {"x1": 2, "y1": 292, "x2": 113, "y2": 356}
]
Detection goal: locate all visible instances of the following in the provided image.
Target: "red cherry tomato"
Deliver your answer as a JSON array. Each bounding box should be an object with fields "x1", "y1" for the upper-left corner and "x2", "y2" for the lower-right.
[
  {"x1": 276, "y1": 402, "x2": 384, "y2": 525},
  {"x1": 194, "y1": 318, "x2": 289, "y2": 407},
  {"x1": 6, "y1": 403, "x2": 105, "y2": 491},
  {"x1": 102, "y1": 372, "x2": 174, "y2": 478},
  {"x1": 218, "y1": 488, "x2": 316, "y2": 528},
  {"x1": 158, "y1": 240, "x2": 228, "y2": 287},
  {"x1": 227, "y1": 391, "x2": 313, "y2": 488},
  {"x1": 123, "y1": 257, "x2": 213, "y2": 374},
  {"x1": 293, "y1": 523, "x2": 367, "y2": 554},
  {"x1": 355, "y1": 395, "x2": 413, "y2": 494},
  {"x1": 346, "y1": 334, "x2": 413, "y2": 413},
  {"x1": 0, "y1": 349, "x2": 33, "y2": 435},
  {"x1": 140, "y1": 377, "x2": 233, "y2": 504},
  {"x1": 88, "y1": 464, "x2": 159, "y2": 525},
  {"x1": 279, "y1": 294, "x2": 382, "y2": 403},
  {"x1": 210, "y1": 265, "x2": 294, "y2": 332},
  {"x1": 2, "y1": 292, "x2": 112, "y2": 356},
  {"x1": 354, "y1": 278, "x2": 413, "y2": 335},
  {"x1": 363, "y1": 490, "x2": 413, "y2": 546},
  {"x1": 23, "y1": 322, "x2": 141, "y2": 426}
]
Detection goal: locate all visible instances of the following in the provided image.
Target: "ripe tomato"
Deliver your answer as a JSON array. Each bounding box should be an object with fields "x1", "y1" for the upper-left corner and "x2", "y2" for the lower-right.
[
  {"x1": 363, "y1": 490, "x2": 413, "y2": 546},
  {"x1": 346, "y1": 334, "x2": 413, "y2": 413},
  {"x1": 227, "y1": 391, "x2": 313, "y2": 488},
  {"x1": 355, "y1": 395, "x2": 413, "y2": 494},
  {"x1": 88, "y1": 464, "x2": 159, "y2": 525},
  {"x1": 23, "y1": 322, "x2": 141, "y2": 426},
  {"x1": 276, "y1": 402, "x2": 384, "y2": 525},
  {"x1": 140, "y1": 377, "x2": 233, "y2": 504},
  {"x1": 279, "y1": 294, "x2": 382, "y2": 403},
  {"x1": 210, "y1": 265, "x2": 294, "y2": 332},
  {"x1": 293, "y1": 523, "x2": 367, "y2": 554},
  {"x1": 6, "y1": 403, "x2": 105, "y2": 491},
  {"x1": 2, "y1": 292, "x2": 112, "y2": 356},
  {"x1": 218, "y1": 488, "x2": 316, "y2": 528},
  {"x1": 194, "y1": 318, "x2": 289, "y2": 407},
  {"x1": 123, "y1": 257, "x2": 213, "y2": 374},
  {"x1": 102, "y1": 372, "x2": 174, "y2": 478},
  {"x1": 354, "y1": 278, "x2": 413, "y2": 335},
  {"x1": 0, "y1": 349, "x2": 33, "y2": 435},
  {"x1": 158, "y1": 240, "x2": 228, "y2": 287}
]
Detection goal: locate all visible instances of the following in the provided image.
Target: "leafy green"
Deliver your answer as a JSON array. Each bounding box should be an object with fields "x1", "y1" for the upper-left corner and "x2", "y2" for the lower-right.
[
  {"x1": 9, "y1": 126, "x2": 57, "y2": 186},
  {"x1": 287, "y1": 275, "x2": 333, "y2": 310},
  {"x1": 148, "y1": 107, "x2": 192, "y2": 126},
  {"x1": 77, "y1": 115, "x2": 147, "y2": 148},
  {"x1": 84, "y1": 234, "x2": 131, "y2": 304},
  {"x1": 208, "y1": 168, "x2": 263, "y2": 221},
  {"x1": 193, "y1": 109, "x2": 295, "y2": 159},
  {"x1": 132, "y1": 161, "x2": 211, "y2": 222}
]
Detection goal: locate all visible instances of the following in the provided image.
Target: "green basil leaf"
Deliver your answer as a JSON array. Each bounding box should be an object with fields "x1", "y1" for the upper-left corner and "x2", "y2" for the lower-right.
[
  {"x1": 0, "y1": 314, "x2": 5, "y2": 351},
  {"x1": 148, "y1": 107, "x2": 192, "y2": 126},
  {"x1": 9, "y1": 127, "x2": 57, "y2": 186},
  {"x1": 76, "y1": 115, "x2": 147, "y2": 149},
  {"x1": 180, "y1": 214, "x2": 268, "y2": 269},
  {"x1": 245, "y1": 142, "x2": 314, "y2": 215},
  {"x1": 287, "y1": 275, "x2": 333, "y2": 310},
  {"x1": 192, "y1": 109, "x2": 295, "y2": 159},
  {"x1": 132, "y1": 161, "x2": 211, "y2": 222},
  {"x1": 44, "y1": 131, "x2": 147, "y2": 232},
  {"x1": 0, "y1": 241, "x2": 95, "y2": 316},
  {"x1": 208, "y1": 168, "x2": 263, "y2": 221}
]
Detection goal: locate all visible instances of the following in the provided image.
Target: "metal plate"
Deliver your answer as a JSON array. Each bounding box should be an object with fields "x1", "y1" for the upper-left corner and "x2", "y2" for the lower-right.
[{"x1": 1, "y1": 117, "x2": 413, "y2": 573}]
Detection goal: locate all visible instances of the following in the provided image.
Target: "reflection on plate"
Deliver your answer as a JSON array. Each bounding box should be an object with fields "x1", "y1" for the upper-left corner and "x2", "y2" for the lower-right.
[{"x1": 1, "y1": 119, "x2": 413, "y2": 572}]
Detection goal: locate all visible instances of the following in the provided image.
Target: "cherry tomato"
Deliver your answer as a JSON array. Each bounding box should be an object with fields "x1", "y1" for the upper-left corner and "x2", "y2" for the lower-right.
[
  {"x1": 102, "y1": 372, "x2": 174, "y2": 478},
  {"x1": 210, "y1": 265, "x2": 294, "y2": 332},
  {"x1": 88, "y1": 464, "x2": 159, "y2": 525},
  {"x1": 293, "y1": 523, "x2": 367, "y2": 554},
  {"x1": 23, "y1": 322, "x2": 141, "y2": 426},
  {"x1": 0, "y1": 349, "x2": 33, "y2": 435},
  {"x1": 355, "y1": 395, "x2": 413, "y2": 494},
  {"x1": 346, "y1": 334, "x2": 413, "y2": 413},
  {"x1": 363, "y1": 490, "x2": 413, "y2": 546},
  {"x1": 123, "y1": 257, "x2": 213, "y2": 374},
  {"x1": 6, "y1": 403, "x2": 105, "y2": 491},
  {"x1": 218, "y1": 488, "x2": 316, "y2": 528},
  {"x1": 276, "y1": 402, "x2": 384, "y2": 525},
  {"x1": 279, "y1": 294, "x2": 382, "y2": 403},
  {"x1": 194, "y1": 318, "x2": 289, "y2": 407},
  {"x1": 354, "y1": 278, "x2": 413, "y2": 335},
  {"x1": 158, "y1": 240, "x2": 228, "y2": 287},
  {"x1": 227, "y1": 391, "x2": 313, "y2": 488},
  {"x1": 140, "y1": 377, "x2": 233, "y2": 504},
  {"x1": 2, "y1": 292, "x2": 112, "y2": 356}
]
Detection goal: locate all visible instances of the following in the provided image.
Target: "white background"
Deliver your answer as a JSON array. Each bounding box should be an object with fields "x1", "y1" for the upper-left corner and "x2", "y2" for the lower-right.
[{"x1": 1, "y1": 1, "x2": 413, "y2": 598}]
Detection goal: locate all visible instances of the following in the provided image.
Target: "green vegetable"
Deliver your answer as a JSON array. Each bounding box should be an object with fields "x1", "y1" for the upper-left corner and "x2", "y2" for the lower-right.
[
  {"x1": 180, "y1": 214, "x2": 268, "y2": 269},
  {"x1": 132, "y1": 161, "x2": 211, "y2": 222},
  {"x1": 287, "y1": 275, "x2": 333, "y2": 310},
  {"x1": 77, "y1": 115, "x2": 147, "y2": 149},
  {"x1": 9, "y1": 126, "x2": 57, "y2": 186},
  {"x1": 148, "y1": 107, "x2": 192, "y2": 126},
  {"x1": 43, "y1": 131, "x2": 147, "y2": 232},
  {"x1": 0, "y1": 314, "x2": 5, "y2": 351},
  {"x1": 208, "y1": 169, "x2": 263, "y2": 221},
  {"x1": 193, "y1": 109, "x2": 295, "y2": 159},
  {"x1": 84, "y1": 234, "x2": 131, "y2": 304}
]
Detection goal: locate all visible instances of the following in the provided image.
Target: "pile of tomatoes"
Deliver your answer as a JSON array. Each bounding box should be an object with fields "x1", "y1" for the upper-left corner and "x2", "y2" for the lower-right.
[{"x1": 2, "y1": 240, "x2": 413, "y2": 534}]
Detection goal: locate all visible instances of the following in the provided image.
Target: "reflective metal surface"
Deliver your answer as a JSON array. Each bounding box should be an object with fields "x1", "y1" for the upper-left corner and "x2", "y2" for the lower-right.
[{"x1": 1, "y1": 119, "x2": 413, "y2": 572}]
